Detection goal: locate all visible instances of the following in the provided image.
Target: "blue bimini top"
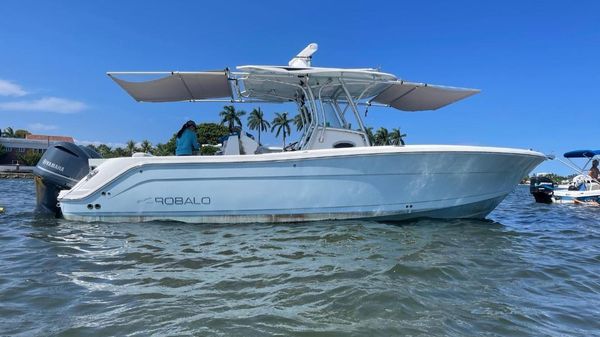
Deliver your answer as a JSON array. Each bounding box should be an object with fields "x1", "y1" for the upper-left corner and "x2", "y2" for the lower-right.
[{"x1": 563, "y1": 150, "x2": 600, "y2": 158}]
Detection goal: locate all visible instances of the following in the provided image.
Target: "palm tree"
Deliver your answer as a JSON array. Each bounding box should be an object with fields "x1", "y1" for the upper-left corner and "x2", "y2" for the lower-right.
[
  {"x1": 247, "y1": 107, "x2": 270, "y2": 144},
  {"x1": 388, "y1": 128, "x2": 407, "y2": 146},
  {"x1": 374, "y1": 127, "x2": 389, "y2": 146},
  {"x1": 126, "y1": 140, "x2": 137, "y2": 155},
  {"x1": 219, "y1": 105, "x2": 246, "y2": 133},
  {"x1": 293, "y1": 106, "x2": 313, "y2": 132},
  {"x1": 140, "y1": 140, "x2": 152, "y2": 153},
  {"x1": 2, "y1": 127, "x2": 15, "y2": 138},
  {"x1": 271, "y1": 112, "x2": 292, "y2": 148},
  {"x1": 86, "y1": 144, "x2": 99, "y2": 153},
  {"x1": 113, "y1": 147, "x2": 128, "y2": 157},
  {"x1": 293, "y1": 114, "x2": 305, "y2": 131},
  {"x1": 97, "y1": 144, "x2": 112, "y2": 158},
  {"x1": 364, "y1": 127, "x2": 375, "y2": 145}
]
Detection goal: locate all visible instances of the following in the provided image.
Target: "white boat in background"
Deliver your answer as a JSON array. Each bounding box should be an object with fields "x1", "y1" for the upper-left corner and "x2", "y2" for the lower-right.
[
  {"x1": 34, "y1": 43, "x2": 546, "y2": 223},
  {"x1": 530, "y1": 150, "x2": 600, "y2": 205}
]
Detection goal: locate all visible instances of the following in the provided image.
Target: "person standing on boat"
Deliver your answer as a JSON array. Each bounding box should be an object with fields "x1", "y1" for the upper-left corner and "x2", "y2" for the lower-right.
[
  {"x1": 589, "y1": 159, "x2": 599, "y2": 180},
  {"x1": 175, "y1": 120, "x2": 200, "y2": 156}
]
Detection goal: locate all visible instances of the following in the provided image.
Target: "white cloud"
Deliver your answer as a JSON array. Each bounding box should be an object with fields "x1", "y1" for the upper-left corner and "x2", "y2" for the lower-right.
[
  {"x1": 28, "y1": 123, "x2": 58, "y2": 131},
  {"x1": 0, "y1": 79, "x2": 27, "y2": 97},
  {"x1": 0, "y1": 97, "x2": 87, "y2": 114},
  {"x1": 75, "y1": 139, "x2": 127, "y2": 149}
]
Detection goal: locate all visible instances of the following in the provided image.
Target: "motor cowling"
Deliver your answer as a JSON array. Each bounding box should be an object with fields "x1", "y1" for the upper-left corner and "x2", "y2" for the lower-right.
[
  {"x1": 33, "y1": 142, "x2": 100, "y2": 215},
  {"x1": 530, "y1": 176, "x2": 555, "y2": 204}
]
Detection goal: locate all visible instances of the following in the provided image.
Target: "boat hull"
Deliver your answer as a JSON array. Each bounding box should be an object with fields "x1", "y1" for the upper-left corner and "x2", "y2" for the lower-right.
[
  {"x1": 58, "y1": 146, "x2": 545, "y2": 223},
  {"x1": 551, "y1": 190, "x2": 600, "y2": 205}
]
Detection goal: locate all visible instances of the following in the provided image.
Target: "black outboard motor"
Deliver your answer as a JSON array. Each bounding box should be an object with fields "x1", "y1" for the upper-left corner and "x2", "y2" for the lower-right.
[
  {"x1": 33, "y1": 142, "x2": 101, "y2": 216},
  {"x1": 529, "y1": 176, "x2": 555, "y2": 204}
]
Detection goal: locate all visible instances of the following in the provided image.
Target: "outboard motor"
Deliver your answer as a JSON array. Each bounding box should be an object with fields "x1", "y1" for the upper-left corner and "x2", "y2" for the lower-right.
[
  {"x1": 33, "y1": 142, "x2": 100, "y2": 216},
  {"x1": 529, "y1": 176, "x2": 555, "y2": 204}
]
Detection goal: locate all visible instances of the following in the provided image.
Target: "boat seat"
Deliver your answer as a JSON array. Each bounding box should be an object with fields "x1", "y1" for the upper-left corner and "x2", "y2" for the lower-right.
[
  {"x1": 222, "y1": 135, "x2": 240, "y2": 155},
  {"x1": 239, "y1": 132, "x2": 259, "y2": 154}
]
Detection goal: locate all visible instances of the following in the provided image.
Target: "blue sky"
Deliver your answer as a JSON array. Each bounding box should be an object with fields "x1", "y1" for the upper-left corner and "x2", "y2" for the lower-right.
[{"x1": 1, "y1": 0, "x2": 599, "y2": 174}]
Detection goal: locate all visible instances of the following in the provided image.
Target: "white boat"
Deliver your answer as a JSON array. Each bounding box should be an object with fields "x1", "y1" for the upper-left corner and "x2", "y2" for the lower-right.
[
  {"x1": 530, "y1": 150, "x2": 600, "y2": 205},
  {"x1": 34, "y1": 43, "x2": 546, "y2": 223}
]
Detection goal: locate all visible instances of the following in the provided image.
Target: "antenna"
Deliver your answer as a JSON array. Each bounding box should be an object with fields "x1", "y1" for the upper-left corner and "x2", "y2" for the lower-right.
[{"x1": 288, "y1": 43, "x2": 318, "y2": 68}]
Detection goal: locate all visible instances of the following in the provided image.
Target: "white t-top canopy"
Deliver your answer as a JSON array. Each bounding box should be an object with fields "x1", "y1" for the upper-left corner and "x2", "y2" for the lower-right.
[
  {"x1": 371, "y1": 81, "x2": 480, "y2": 111},
  {"x1": 107, "y1": 71, "x2": 232, "y2": 102},
  {"x1": 237, "y1": 65, "x2": 396, "y2": 102},
  {"x1": 107, "y1": 67, "x2": 479, "y2": 111}
]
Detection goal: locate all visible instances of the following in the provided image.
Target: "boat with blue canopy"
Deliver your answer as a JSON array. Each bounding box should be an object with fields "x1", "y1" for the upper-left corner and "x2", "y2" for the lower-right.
[
  {"x1": 563, "y1": 150, "x2": 600, "y2": 158},
  {"x1": 530, "y1": 150, "x2": 600, "y2": 204}
]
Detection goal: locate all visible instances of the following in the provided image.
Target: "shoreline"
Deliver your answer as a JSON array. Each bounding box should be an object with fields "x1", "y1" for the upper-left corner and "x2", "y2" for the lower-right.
[{"x1": 0, "y1": 172, "x2": 34, "y2": 179}]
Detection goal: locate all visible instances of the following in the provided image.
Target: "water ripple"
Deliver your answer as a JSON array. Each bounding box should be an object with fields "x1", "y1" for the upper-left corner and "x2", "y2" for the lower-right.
[{"x1": 1, "y1": 180, "x2": 599, "y2": 336}]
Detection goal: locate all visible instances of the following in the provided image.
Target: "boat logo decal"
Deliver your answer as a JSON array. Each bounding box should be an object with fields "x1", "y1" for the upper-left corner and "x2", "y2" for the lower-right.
[
  {"x1": 42, "y1": 159, "x2": 65, "y2": 172},
  {"x1": 153, "y1": 196, "x2": 211, "y2": 206}
]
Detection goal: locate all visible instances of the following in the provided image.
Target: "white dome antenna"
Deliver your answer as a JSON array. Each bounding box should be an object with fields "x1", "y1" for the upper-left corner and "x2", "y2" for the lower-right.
[{"x1": 288, "y1": 43, "x2": 318, "y2": 68}]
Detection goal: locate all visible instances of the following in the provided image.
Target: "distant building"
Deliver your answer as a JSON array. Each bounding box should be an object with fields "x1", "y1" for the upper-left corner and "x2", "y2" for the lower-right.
[
  {"x1": 0, "y1": 134, "x2": 74, "y2": 165},
  {"x1": 26, "y1": 134, "x2": 74, "y2": 143}
]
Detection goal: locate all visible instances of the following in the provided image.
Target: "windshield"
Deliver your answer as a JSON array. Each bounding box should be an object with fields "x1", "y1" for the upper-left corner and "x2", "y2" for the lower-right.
[{"x1": 321, "y1": 101, "x2": 342, "y2": 128}]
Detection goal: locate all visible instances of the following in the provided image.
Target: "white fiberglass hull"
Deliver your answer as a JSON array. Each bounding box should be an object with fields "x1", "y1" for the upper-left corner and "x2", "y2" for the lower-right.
[
  {"x1": 58, "y1": 145, "x2": 545, "y2": 223},
  {"x1": 552, "y1": 190, "x2": 600, "y2": 205}
]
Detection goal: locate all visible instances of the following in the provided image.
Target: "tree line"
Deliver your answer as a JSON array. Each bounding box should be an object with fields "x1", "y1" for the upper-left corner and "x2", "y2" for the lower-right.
[
  {"x1": 221, "y1": 105, "x2": 406, "y2": 147},
  {"x1": 0, "y1": 127, "x2": 37, "y2": 165},
  {"x1": 1, "y1": 105, "x2": 407, "y2": 162},
  {"x1": 1, "y1": 127, "x2": 31, "y2": 139},
  {"x1": 86, "y1": 105, "x2": 300, "y2": 157},
  {"x1": 85, "y1": 122, "x2": 230, "y2": 158}
]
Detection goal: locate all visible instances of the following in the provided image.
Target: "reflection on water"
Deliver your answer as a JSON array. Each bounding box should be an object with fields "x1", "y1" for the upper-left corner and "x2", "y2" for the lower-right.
[{"x1": 0, "y1": 180, "x2": 599, "y2": 336}]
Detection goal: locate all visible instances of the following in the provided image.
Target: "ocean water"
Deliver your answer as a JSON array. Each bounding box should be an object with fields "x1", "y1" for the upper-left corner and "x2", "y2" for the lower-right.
[{"x1": 0, "y1": 179, "x2": 599, "y2": 337}]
